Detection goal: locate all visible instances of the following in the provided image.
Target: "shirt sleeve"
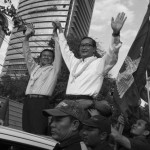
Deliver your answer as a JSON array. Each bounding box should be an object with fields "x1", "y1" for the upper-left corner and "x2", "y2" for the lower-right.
[
  {"x1": 23, "y1": 38, "x2": 37, "y2": 75},
  {"x1": 53, "y1": 36, "x2": 62, "y2": 74},
  {"x1": 58, "y1": 33, "x2": 78, "y2": 71},
  {"x1": 102, "y1": 35, "x2": 122, "y2": 75},
  {"x1": 129, "y1": 138, "x2": 150, "y2": 150}
]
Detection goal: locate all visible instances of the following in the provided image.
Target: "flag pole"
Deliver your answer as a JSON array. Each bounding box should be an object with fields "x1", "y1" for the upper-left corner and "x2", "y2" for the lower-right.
[{"x1": 146, "y1": 70, "x2": 150, "y2": 121}]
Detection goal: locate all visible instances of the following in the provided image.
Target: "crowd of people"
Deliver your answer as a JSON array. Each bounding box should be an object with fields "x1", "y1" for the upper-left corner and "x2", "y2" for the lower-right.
[
  {"x1": 22, "y1": 11, "x2": 125, "y2": 135},
  {"x1": 1, "y1": 11, "x2": 149, "y2": 150}
]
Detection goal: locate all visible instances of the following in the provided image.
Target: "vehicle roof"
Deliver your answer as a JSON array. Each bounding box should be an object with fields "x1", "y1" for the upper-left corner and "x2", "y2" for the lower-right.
[{"x1": 0, "y1": 126, "x2": 57, "y2": 149}]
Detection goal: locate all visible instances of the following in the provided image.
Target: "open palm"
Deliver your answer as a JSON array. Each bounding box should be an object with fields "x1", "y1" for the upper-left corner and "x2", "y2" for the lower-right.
[
  {"x1": 111, "y1": 12, "x2": 127, "y2": 34},
  {"x1": 25, "y1": 24, "x2": 35, "y2": 38}
]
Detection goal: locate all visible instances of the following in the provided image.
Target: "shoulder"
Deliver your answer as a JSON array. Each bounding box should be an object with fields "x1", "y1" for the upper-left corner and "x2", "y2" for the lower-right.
[
  {"x1": 65, "y1": 141, "x2": 87, "y2": 150},
  {"x1": 95, "y1": 142, "x2": 113, "y2": 150},
  {"x1": 129, "y1": 137, "x2": 150, "y2": 150}
]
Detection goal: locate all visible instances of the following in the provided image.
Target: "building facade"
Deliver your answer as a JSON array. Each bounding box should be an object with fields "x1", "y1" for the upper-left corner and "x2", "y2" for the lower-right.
[{"x1": 1, "y1": 0, "x2": 95, "y2": 77}]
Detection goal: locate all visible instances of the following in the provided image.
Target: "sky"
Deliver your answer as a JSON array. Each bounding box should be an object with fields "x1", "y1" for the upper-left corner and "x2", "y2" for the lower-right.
[{"x1": 0, "y1": 0, "x2": 149, "y2": 78}]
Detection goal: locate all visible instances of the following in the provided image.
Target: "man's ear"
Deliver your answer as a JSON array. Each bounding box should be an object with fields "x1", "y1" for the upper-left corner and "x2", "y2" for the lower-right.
[
  {"x1": 143, "y1": 130, "x2": 150, "y2": 136},
  {"x1": 100, "y1": 132, "x2": 108, "y2": 140},
  {"x1": 71, "y1": 120, "x2": 80, "y2": 131}
]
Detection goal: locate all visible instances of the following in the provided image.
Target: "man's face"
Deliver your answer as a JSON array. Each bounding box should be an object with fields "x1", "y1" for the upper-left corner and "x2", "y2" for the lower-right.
[
  {"x1": 50, "y1": 116, "x2": 74, "y2": 142},
  {"x1": 130, "y1": 120, "x2": 147, "y2": 136},
  {"x1": 82, "y1": 125, "x2": 101, "y2": 147},
  {"x1": 79, "y1": 38, "x2": 95, "y2": 59},
  {"x1": 40, "y1": 51, "x2": 53, "y2": 66}
]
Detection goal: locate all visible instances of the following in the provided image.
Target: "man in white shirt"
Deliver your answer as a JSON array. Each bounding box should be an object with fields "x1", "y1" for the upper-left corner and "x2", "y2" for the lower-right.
[
  {"x1": 53, "y1": 12, "x2": 126, "y2": 109},
  {"x1": 22, "y1": 24, "x2": 62, "y2": 135}
]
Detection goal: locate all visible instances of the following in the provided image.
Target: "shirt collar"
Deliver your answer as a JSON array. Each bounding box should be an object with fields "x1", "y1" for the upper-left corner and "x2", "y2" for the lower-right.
[
  {"x1": 59, "y1": 134, "x2": 81, "y2": 148},
  {"x1": 40, "y1": 63, "x2": 53, "y2": 68},
  {"x1": 81, "y1": 56, "x2": 96, "y2": 62}
]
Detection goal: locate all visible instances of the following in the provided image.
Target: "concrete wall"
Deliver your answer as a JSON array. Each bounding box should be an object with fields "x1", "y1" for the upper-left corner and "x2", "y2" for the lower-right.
[{"x1": 0, "y1": 96, "x2": 23, "y2": 130}]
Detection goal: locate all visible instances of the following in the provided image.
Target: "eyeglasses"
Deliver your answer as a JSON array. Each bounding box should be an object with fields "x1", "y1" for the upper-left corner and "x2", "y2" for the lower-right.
[
  {"x1": 80, "y1": 43, "x2": 93, "y2": 48},
  {"x1": 41, "y1": 55, "x2": 52, "y2": 58}
]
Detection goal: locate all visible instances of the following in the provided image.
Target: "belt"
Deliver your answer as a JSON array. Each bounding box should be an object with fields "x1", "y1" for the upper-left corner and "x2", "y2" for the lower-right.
[
  {"x1": 65, "y1": 95, "x2": 94, "y2": 100},
  {"x1": 27, "y1": 94, "x2": 49, "y2": 99}
]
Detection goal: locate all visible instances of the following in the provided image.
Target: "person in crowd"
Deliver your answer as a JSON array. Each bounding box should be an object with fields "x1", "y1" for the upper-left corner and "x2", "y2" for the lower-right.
[
  {"x1": 43, "y1": 100, "x2": 88, "y2": 150},
  {"x1": 22, "y1": 23, "x2": 62, "y2": 135},
  {"x1": 111, "y1": 116, "x2": 150, "y2": 150},
  {"x1": 52, "y1": 12, "x2": 127, "y2": 110},
  {"x1": 82, "y1": 115, "x2": 113, "y2": 150}
]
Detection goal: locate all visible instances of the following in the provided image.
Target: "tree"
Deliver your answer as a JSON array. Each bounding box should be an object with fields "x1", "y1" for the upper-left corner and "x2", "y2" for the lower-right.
[{"x1": 0, "y1": 74, "x2": 29, "y2": 102}]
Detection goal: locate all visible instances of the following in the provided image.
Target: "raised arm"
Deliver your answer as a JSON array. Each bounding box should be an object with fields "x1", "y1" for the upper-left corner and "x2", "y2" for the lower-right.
[
  {"x1": 23, "y1": 24, "x2": 37, "y2": 75},
  {"x1": 111, "y1": 126, "x2": 150, "y2": 150},
  {"x1": 111, "y1": 127, "x2": 131, "y2": 149},
  {"x1": 52, "y1": 22, "x2": 62, "y2": 74},
  {"x1": 103, "y1": 12, "x2": 127, "y2": 75},
  {"x1": 52, "y1": 21, "x2": 78, "y2": 71}
]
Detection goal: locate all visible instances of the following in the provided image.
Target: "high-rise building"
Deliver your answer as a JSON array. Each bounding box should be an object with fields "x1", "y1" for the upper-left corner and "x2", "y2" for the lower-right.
[{"x1": 1, "y1": 0, "x2": 95, "y2": 77}]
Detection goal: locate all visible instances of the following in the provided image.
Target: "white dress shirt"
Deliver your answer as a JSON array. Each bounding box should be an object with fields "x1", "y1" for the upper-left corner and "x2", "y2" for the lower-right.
[
  {"x1": 58, "y1": 33, "x2": 122, "y2": 97},
  {"x1": 23, "y1": 37, "x2": 61, "y2": 96}
]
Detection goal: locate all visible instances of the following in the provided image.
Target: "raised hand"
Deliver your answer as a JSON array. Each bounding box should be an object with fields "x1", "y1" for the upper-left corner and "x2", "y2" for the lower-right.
[
  {"x1": 24, "y1": 23, "x2": 35, "y2": 38},
  {"x1": 118, "y1": 114, "x2": 125, "y2": 125},
  {"x1": 53, "y1": 20, "x2": 62, "y2": 28},
  {"x1": 111, "y1": 12, "x2": 127, "y2": 34},
  {"x1": 52, "y1": 20, "x2": 63, "y2": 33},
  {"x1": 88, "y1": 109, "x2": 100, "y2": 116},
  {"x1": 111, "y1": 126, "x2": 120, "y2": 139}
]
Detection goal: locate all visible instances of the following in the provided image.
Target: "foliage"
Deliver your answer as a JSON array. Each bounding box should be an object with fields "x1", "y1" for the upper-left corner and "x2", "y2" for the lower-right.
[{"x1": 0, "y1": 74, "x2": 29, "y2": 102}]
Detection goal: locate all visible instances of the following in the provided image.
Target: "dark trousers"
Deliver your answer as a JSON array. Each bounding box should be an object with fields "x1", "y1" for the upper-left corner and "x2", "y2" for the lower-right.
[{"x1": 22, "y1": 97, "x2": 49, "y2": 135}]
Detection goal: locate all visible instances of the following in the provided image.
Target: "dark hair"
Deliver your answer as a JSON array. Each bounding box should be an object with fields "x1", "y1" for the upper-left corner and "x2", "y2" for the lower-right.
[
  {"x1": 139, "y1": 118, "x2": 150, "y2": 138},
  {"x1": 40, "y1": 49, "x2": 55, "y2": 60},
  {"x1": 99, "y1": 106, "x2": 112, "y2": 118},
  {"x1": 79, "y1": 37, "x2": 101, "y2": 58},
  {"x1": 80, "y1": 37, "x2": 97, "y2": 48}
]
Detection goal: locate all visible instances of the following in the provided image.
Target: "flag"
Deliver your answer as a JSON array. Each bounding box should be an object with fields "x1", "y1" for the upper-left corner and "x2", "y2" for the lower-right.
[{"x1": 113, "y1": 4, "x2": 150, "y2": 118}]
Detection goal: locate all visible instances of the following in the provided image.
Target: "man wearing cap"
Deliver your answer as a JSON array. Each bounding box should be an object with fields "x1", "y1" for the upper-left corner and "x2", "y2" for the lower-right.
[
  {"x1": 82, "y1": 115, "x2": 113, "y2": 150},
  {"x1": 43, "y1": 100, "x2": 88, "y2": 150}
]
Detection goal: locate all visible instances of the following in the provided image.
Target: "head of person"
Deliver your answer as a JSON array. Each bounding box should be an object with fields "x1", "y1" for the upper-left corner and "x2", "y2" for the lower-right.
[
  {"x1": 43, "y1": 100, "x2": 86, "y2": 142},
  {"x1": 39, "y1": 49, "x2": 54, "y2": 66},
  {"x1": 79, "y1": 37, "x2": 97, "y2": 59},
  {"x1": 82, "y1": 115, "x2": 111, "y2": 148},
  {"x1": 130, "y1": 119, "x2": 150, "y2": 138},
  {"x1": 94, "y1": 100, "x2": 112, "y2": 118}
]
